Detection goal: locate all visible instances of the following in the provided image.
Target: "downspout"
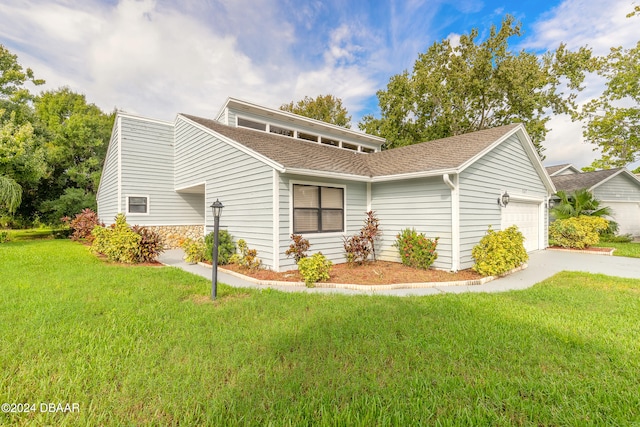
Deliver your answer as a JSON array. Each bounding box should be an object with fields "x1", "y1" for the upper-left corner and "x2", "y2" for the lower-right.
[{"x1": 443, "y1": 174, "x2": 460, "y2": 272}]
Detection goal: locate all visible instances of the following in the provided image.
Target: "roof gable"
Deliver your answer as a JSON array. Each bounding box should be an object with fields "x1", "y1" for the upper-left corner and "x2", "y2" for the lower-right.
[{"x1": 545, "y1": 163, "x2": 581, "y2": 176}]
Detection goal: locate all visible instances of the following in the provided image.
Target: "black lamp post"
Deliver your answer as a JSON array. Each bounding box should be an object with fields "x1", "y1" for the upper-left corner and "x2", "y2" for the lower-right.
[{"x1": 210, "y1": 199, "x2": 224, "y2": 300}]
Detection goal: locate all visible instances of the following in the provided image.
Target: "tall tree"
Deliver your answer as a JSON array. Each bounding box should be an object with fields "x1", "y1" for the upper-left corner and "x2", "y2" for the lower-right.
[
  {"x1": 1, "y1": 44, "x2": 45, "y2": 215},
  {"x1": 359, "y1": 15, "x2": 592, "y2": 155},
  {"x1": 580, "y1": 10, "x2": 639, "y2": 168},
  {"x1": 280, "y1": 94, "x2": 352, "y2": 128},
  {"x1": 34, "y1": 88, "x2": 114, "y2": 222}
]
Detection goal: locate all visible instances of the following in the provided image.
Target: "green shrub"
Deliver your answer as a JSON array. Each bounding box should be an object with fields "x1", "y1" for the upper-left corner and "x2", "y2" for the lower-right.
[
  {"x1": 203, "y1": 230, "x2": 236, "y2": 265},
  {"x1": 131, "y1": 225, "x2": 165, "y2": 262},
  {"x1": 549, "y1": 216, "x2": 609, "y2": 249},
  {"x1": 297, "y1": 252, "x2": 332, "y2": 287},
  {"x1": 393, "y1": 228, "x2": 439, "y2": 270},
  {"x1": 0, "y1": 231, "x2": 9, "y2": 243},
  {"x1": 472, "y1": 225, "x2": 528, "y2": 276},
  {"x1": 285, "y1": 234, "x2": 310, "y2": 263},
  {"x1": 91, "y1": 214, "x2": 141, "y2": 264},
  {"x1": 181, "y1": 238, "x2": 206, "y2": 264},
  {"x1": 229, "y1": 239, "x2": 261, "y2": 271}
]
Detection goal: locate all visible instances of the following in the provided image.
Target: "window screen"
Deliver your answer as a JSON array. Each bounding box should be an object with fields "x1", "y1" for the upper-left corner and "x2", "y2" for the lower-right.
[{"x1": 128, "y1": 196, "x2": 148, "y2": 214}]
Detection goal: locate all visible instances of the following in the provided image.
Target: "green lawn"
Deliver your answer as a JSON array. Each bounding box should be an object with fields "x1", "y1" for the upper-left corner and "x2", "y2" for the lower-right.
[
  {"x1": 595, "y1": 241, "x2": 640, "y2": 257},
  {"x1": 2, "y1": 240, "x2": 640, "y2": 425},
  {"x1": 1, "y1": 228, "x2": 56, "y2": 241}
]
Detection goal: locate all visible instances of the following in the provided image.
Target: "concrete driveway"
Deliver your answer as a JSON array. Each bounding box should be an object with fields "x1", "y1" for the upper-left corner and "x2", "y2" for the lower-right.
[{"x1": 158, "y1": 249, "x2": 640, "y2": 296}]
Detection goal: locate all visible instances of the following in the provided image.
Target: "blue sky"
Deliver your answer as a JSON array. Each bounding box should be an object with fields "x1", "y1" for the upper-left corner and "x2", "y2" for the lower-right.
[{"x1": 0, "y1": 0, "x2": 638, "y2": 168}]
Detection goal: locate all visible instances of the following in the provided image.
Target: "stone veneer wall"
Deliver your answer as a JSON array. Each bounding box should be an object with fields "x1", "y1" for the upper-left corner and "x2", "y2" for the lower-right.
[{"x1": 145, "y1": 225, "x2": 204, "y2": 249}]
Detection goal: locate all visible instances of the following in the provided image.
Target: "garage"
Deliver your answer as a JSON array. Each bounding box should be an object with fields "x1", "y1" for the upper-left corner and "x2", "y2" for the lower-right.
[
  {"x1": 605, "y1": 201, "x2": 640, "y2": 236},
  {"x1": 501, "y1": 201, "x2": 542, "y2": 252}
]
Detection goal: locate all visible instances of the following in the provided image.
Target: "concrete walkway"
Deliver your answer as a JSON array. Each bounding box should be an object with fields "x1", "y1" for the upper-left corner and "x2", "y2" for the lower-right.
[{"x1": 158, "y1": 249, "x2": 640, "y2": 296}]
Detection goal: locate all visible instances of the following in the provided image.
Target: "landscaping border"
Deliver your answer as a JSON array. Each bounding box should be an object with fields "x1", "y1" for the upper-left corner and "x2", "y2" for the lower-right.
[
  {"x1": 547, "y1": 247, "x2": 616, "y2": 256},
  {"x1": 198, "y1": 263, "x2": 529, "y2": 291}
]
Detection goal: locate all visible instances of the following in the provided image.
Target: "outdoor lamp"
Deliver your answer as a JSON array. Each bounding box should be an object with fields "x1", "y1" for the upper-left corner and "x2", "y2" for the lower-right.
[
  {"x1": 210, "y1": 199, "x2": 224, "y2": 300},
  {"x1": 498, "y1": 191, "x2": 510, "y2": 208}
]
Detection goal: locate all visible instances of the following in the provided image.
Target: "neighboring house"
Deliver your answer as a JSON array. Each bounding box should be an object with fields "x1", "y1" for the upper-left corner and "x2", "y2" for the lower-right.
[
  {"x1": 545, "y1": 163, "x2": 581, "y2": 176},
  {"x1": 97, "y1": 97, "x2": 554, "y2": 272},
  {"x1": 546, "y1": 164, "x2": 640, "y2": 236}
]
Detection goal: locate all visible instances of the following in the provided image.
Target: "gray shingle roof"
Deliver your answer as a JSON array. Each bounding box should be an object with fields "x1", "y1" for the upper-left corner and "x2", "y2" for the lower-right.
[
  {"x1": 182, "y1": 114, "x2": 521, "y2": 178},
  {"x1": 545, "y1": 164, "x2": 573, "y2": 175},
  {"x1": 366, "y1": 124, "x2": 521, "y2": 176},
  {"x1": 550, "y1": 168, "x2": 623, "y2": 192}
]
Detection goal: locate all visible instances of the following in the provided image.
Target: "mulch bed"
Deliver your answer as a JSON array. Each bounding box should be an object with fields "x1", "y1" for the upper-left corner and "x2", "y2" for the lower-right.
[{"x1": 221, "y1": 261, "x2": 483, "y2": 285}]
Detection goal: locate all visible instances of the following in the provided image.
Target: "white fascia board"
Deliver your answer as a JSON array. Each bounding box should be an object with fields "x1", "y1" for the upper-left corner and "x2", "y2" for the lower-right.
[
  {"x1": 117, "y1": 110, "x2": 174, "y2": 126},
  {"x1": 371, "y1": 168, "x2": 458, "y2": 182},
  {"x1": 177, "y1": 114, "x2": 286, "y2": 173},
  {"x1": 283, "y1": 168, "x2": 370, "y2": 182},
  {"x1": 457, "y1": 124, "x2": 556, "y2": 194}
]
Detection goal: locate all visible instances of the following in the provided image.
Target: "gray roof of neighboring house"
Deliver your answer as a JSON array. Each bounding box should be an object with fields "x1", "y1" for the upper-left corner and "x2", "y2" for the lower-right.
[
  {"x1": 182, "y1": 114, "x2": 522, "y2": 178},
  {"x1": 550, "y1": 168, "x2": 624, "y2": 193},
  {"x1": 545, "y1": 163, "x2": 582, "y2": 176},
  {"x1": 545, "y1": 164, "x2": 575, "y2": 176}
]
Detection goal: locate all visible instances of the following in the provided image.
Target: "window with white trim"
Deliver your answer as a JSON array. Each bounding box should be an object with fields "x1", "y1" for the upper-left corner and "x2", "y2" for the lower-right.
[
  {"x1": 127, "y1": 196, "x2": 148, "y2": 214},
  {"x1": 293, "y1": 184, "x2": 344, "y2": 233}
]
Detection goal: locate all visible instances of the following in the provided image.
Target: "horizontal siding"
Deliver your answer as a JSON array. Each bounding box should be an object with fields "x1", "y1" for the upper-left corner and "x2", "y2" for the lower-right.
[
  {"x1": 593, "y1": 174, "x2": 640, "y2": 201},
  {"x1": 277, "y1": 174, "x2": 368, "y2": 271},
  {"x1": 119, "y1": 116, "x2": 205, "y2": 227},
  {"x1": 459, "y1": 134, "x2": 548, "y2": 269},
  {"x1": 97, "y1": 123, "x2": 120, "y2": 223},
  {"x1": 175, "y1": 118, "x2": 275, "y2": 269},
  {"x1": 371, "y1": 177, "x2": 452, "y2": 270}
]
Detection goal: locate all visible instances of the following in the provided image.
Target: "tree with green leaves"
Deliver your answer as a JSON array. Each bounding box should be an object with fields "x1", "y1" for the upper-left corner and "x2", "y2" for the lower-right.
[
  {"x1": 34, "y1": 88, "x2": 114, "y2": 222},
  {"x1": 1, "y1": 44, "x2": 45, "y2": 215},
  {"x1": 280, "y1": 94, "x2": 352, "y2": 128},
  {"x1": 580, "y1": 11, "x2": 639, "y2": 168},
  {"x1": 359, "y1": 15, "x2": 593, "y2": 155}
]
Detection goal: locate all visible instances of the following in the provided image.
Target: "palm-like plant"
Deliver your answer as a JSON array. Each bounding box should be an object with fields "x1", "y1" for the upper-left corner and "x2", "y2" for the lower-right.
[
  {"x1": 0, "y1": 175, "x2": 22, "y2": 213},
  {"x1": 550, "y1": 189, "x2": 612, "y2": 220}
]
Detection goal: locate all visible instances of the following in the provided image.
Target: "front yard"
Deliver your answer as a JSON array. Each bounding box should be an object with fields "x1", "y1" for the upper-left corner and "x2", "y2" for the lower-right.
[
  {"x1": 595, "y1": 240, "x2": 640, "y2": 257},
  {"x1": 1, "y1": 240, "x2": 640, "y2": 425}
]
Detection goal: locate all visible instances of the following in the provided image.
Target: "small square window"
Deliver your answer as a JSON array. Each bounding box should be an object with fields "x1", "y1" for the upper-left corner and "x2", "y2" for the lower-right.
[{"x1": 128, "y1": 196, "x2": 148, "y2": 214}]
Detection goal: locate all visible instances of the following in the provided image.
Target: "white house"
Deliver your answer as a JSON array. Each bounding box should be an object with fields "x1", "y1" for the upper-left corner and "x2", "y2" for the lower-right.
[
  {"x1": 97, "y1": 98, "x2": 555, "y2": 272},
  {"x1": 546, "y1": 164, "x2": 640, "y2": 236}
]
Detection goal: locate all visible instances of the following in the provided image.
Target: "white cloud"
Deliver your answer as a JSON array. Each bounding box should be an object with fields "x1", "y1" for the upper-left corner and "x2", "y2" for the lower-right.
[{"x1": 0, "y1": 0, "x2": 387, "y2": 124}]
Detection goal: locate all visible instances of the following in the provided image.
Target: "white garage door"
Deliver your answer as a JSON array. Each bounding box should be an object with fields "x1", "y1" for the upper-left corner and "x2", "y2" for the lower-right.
[
  {"x1": 501, "y1": 201, "x2": 541, "y2": 252},
  {"x1": 606, "y1": 202, "x2": 640, "y2": 236}
]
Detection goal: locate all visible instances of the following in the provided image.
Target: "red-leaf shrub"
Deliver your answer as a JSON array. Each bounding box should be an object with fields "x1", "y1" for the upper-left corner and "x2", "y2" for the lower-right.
[{"x1": 67, "y1": 208, "x2": 103, "y2": 242}]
